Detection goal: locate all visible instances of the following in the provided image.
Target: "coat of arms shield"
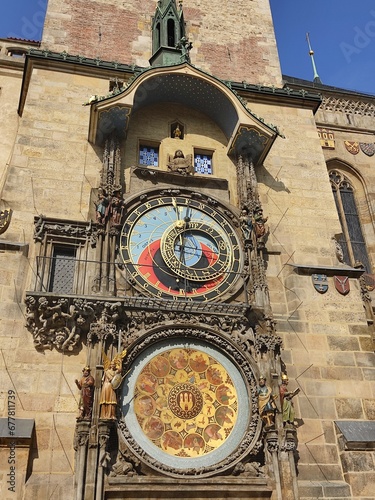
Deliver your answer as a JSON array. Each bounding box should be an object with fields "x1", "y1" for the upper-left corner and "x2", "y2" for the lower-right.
[
  {"x1": 333, "y1": 275, "x2": 350, "y2": 295},
  {"x1": 312, "y1": 274, "x2": 328, "y2": 293},
  {"x1": 360, "y1": 142, "x2": 375, "y2": 157},
  {"x1": 344, "y1": 141, "x2": 360, "y2": 155}
]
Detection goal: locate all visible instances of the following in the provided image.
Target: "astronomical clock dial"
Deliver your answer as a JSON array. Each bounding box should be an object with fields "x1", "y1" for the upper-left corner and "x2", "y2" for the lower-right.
[
  {"x1": 120, "y1": 194, "x2": 242, "y2": 301},
  {"x1": 120, "y1": 337, "x2": 258, "y2": 477}
]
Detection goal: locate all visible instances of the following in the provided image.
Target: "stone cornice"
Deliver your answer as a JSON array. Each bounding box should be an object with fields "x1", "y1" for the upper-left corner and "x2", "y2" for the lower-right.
[
  {"x1": 18, "y1": 49, "x2": 322, "y2": 117},
  {"x1": 288, "y1": 263, "x2": 364, "y2": 278}
]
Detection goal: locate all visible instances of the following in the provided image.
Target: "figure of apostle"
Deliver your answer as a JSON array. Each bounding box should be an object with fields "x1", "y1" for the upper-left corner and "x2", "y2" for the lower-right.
[
  {"x1": 109, "y1": 190, "x2": 124, "y2": 226},
  {"x1": 239, "y1": 207, "x2": 253, "y2": 242},
  {"x1": 95, "y1": 188, "x2": 109, "y2": 225},
  {"x1": 75, "y1": 366, "x2": 95, "y2": 420},
  {"x1": 253, "y1": 205, "x2": 268, "y2": 247}
]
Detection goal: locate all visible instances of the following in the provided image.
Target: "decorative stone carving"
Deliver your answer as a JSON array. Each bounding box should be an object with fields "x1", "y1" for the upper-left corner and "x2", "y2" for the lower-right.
[
  {"x1": 240, "y1": 207, "x2": 253, "y2": 247},
  {"x1": 25, "y1": 293, "x2": 283, "y2": 357},
  {"x1": 33, "y1": 215, "x2": 96, "y2": 246},
  {"x1": 0, "y1": 209, "x2": 12, "y2": 235},
  {"x1": 321, "y1": 95, "x2": 375, "y2": 117},
  {"x1": 167, "y1": 150, "x2": 194, "y2": 175},
  {"x1": 281, "y1": 428, "x2": 298, "y2": 452},
  {"x1": 73, "y1": 421, "x2": 90, "y2": 451},
  {"x1": 98, "y1": 421, "x2": 113, "y2": 470},
  {"x1": 233, "y1": 460, "x2": 266, "y2": 477},
  {"x1": 101, "y1": 137, "x2": 122, "y2": 195},
  {"x1": 265, "y1": 430, "x2": 279, "y2": 453},
  {"x1": 236, "y1": 156, "x2": 269, "y2": 256},
  {"x1": 254, "y1": 332, "x2": 282, "y2": 357},
  {"x1": 25, "y1": 296, "x2": 95, "y2": 351},
  {"x1": 253, "y1": 205, "x2": 269, "y2": 248},
  {"x1": 175, "y1": 36, "x2": 193, "y2": 63},
  {"x1": 332, "y1": 236, "x2": 345, "y2": 263},
  {"x1": 110, "y1": 445, "x2": 141, "y2": 477},
  {"x1": 94, "y1": 135, "x2": 125, "y2": 229}
]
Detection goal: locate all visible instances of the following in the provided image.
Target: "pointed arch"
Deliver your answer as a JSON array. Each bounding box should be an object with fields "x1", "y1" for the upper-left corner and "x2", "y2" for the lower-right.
[
  {"x1": 327, "y1": 158, "x2": 373, "y2": 272},
  {"x1": 167, "y1": 18, "x2": 175, "y2": 47}
]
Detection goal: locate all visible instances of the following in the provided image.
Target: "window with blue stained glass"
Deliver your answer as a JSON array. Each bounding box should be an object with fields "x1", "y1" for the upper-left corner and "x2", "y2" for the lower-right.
[
  {"x1": 139, "y1": 145, "x2": 159, "y2": 167},
  {"x1": 194, "y1": 153, "x2": 212, "y2": 175}
]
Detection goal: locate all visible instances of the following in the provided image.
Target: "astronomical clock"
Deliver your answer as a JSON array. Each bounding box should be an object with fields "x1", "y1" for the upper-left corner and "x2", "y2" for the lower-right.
[
  {"x1": 115, "y1": 189, "x2": 262, "y2": 478},
  {"x1": 119, "y1": 192, "x2": 242, "y2": 301}
]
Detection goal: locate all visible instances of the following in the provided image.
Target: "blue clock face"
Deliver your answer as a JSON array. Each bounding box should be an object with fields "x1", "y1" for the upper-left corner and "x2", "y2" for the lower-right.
[{"x1": 120, "y1": 194, "x2": 243, "y2": 301}]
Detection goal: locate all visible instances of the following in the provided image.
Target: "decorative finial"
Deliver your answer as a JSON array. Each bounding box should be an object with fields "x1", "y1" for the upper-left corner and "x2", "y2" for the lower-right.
[{"x1": 306, "y1": 32, "x2": 322, "y2": 84}]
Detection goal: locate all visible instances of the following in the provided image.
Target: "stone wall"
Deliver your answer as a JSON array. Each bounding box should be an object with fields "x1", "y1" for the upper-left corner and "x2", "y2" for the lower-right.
[{"x1": 256, "y1": 100, "x2": 375, "y2": 498}]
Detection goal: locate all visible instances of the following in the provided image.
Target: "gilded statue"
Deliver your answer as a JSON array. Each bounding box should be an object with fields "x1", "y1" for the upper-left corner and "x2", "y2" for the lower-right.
[{"x1": 99, "y1": 349, "x2": 127, "y2": 420}]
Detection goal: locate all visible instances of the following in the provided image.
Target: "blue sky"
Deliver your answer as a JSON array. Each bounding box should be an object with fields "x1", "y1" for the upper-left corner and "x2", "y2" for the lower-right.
[
  {"x1": 270, "y1": 0, "x2": 375, "y2": 95},
  {"x1": 1, "y1": 0, "x2": 374, "y2": 95}
]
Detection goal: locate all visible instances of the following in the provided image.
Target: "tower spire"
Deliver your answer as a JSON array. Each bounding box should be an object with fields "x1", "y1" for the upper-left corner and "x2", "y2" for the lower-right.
[
  {"x1": 150, "y1": 0, "x2": 189, "y2": 67},
  {"x1": 306, "y1": 32, "x2": 322, "y2": 84}
]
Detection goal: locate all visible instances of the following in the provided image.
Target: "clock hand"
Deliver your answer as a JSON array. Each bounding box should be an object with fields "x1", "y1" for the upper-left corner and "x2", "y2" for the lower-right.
[
  {"x1": 171, "y1": 197, "x2": 181, "y2": 222},
  {"x1": 171, "y1": 198, "x2": 187, "y2": 260}
]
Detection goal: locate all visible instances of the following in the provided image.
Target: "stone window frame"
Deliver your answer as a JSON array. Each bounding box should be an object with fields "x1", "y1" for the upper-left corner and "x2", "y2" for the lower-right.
[
  {"x1": 328, "y1": 161, "x2": 373, "y2": 273},
  {"x1": 32, "y1": 217, "x2": 96, "y2": 296}
]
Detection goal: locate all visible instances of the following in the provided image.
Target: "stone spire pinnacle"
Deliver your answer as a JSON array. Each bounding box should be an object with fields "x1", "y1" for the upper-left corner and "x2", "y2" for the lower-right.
[{"x1": 150, "y1": 0, "x2": 189, "y2": 66}]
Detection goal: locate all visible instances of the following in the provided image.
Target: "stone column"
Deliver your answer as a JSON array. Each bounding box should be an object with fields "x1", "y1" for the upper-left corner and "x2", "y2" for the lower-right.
[
  {"x1": 266, "y1": 429, "x2": 282, "y2": 500},
  {"x1": 278, "y1": 427, "x2": 299, "y2": 500},
  {"x1": 74, "y1": 421, "x2": 90, "y2": 500},
  {"x1": 95, "y1": 421, "x2": 113, "y2": 500},
  {"x1": 284, "y1": 427, "x2": 299, "y2": 500},
  {"x1": 83, "y1": 344, "x2": 104, "y2": 499}
]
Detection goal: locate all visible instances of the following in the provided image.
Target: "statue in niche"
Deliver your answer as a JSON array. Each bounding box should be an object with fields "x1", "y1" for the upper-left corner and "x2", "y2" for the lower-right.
[
  {"x1": 239, "y1": 207, "x2": 253, "y2": 242},
  {"x1": 253, "y1": 205, "x2": 269, "y2": 248},
  {"x1": 167, "y1": 150, "x2": 194, "y2": 175},
  {"x1": 279, "y1": 374, "x2": 300, "y2": 426},
  {"x1": 109, "y1": 190, "x2": 125, "y2": 226},
  {"x1": 99, "y1": 349, "x2": 127, "y2": 420},
  {"x1": 75, "y1": 366, "x2": 95, "y2": 420},
  {"x1": 172, "y1": 124, "x2": 182, "y2": 139},
  {"x1": 95, "y1": 188, "x2": 110, "y2": 225}
]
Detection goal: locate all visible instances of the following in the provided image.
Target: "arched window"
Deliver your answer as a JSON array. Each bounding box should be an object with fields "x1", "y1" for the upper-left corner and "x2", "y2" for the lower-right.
[
  {"x1": 329, "y1": 169, "x2": 371, "y2": 272},
  {"x1": 167, "y1": 19, "x2": 175, "y2": 47},
  {"x1": 155, "y1": 23, "x2": 161, "y2": 49}
]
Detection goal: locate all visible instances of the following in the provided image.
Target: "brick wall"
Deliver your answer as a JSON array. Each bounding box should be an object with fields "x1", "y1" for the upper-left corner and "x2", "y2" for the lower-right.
[{"x1": 41, "y1": 0, "x2": 282, "y2": 85}]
